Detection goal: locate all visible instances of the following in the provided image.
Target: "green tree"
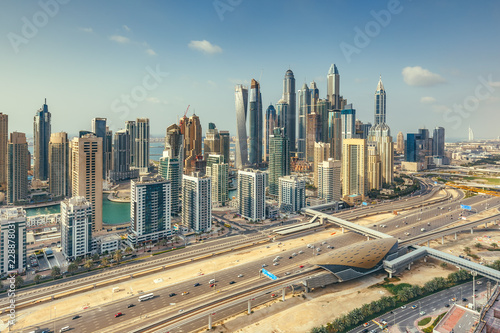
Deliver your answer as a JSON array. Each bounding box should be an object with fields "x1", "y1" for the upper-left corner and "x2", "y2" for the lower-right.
[
  {"x1": 67, "y1": 263, "x2": 78, "y2": 275},
  {"x1": 74, "y1": 257, "x2": 82, "y2": 266},
  {"x1": 51, "y1": 266, "x2": 61, "y2": 279},
  {"x1": 125, "y1": 246, "x2": 133, "y2": 255},
  {"x1": 440, "y1": 262, "x2": 448, "y2": 269},
  {"x1": 92, "y1": 253, "x2": 100, "y2": 261},
  {"x1": 101, "y1": 257, "x2": 109, "y2": 267},
  {"x1": 14, "y1": 276, "x2": 24, "y2": 289},
  {"x1": 475, "y1": 242, "x2": 483, "y2": 249},
  {"x1": 34, "y1": 274, "x2": 42, "y2": 284},
  {"x1": 464, "y1": 247, "x2": 471, "y2": 255},
  {"x1": 84, "y1": 259, "x2": 93, "y2": 271},
  {"x1": 113, "y1": 250, "x2": 122, "y2": 263},
  {"x1": 492, "y1": 243, "x2": 498, "y2": 249}
]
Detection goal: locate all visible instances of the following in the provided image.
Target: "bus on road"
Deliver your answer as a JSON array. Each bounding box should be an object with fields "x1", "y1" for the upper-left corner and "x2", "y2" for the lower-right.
[{"x1": 138, "y1": 293, "x2": 154, "y2": 302}]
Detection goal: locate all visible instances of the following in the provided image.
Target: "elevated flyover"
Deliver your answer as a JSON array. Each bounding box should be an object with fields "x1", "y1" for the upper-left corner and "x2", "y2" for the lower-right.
[{"x1": 383, "y1": 245, "x2": 500, "y2": 281}]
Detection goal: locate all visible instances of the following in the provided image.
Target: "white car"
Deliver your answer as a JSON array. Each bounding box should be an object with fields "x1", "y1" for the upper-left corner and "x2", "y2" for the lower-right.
[
  {"x1": 401, "y1": 305, "x2": 406, "y2": 309},
  {"x1": 419, "y1": 311, "x2": 426, "y2": 315},
  {"x1": 238, "y1": 274, "x2": 243, "y2": 278}
]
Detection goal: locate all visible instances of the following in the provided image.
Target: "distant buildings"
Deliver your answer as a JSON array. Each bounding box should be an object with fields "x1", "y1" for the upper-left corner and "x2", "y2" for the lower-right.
[
  {"x1": 91, "y1": 117, "x2": 110, "y2": 179},
  {"x1": 313, "y1": 142, "x2": 330, "y2": 188},
  {"x1": 268, "y1": 128, "x2": 290, "y2": 197},
  {"x1": 297, "y1": 83, "x2": 310, "y2": 159},
  {"x1": 306, "y1": 111, "x2": 321, "y2": 162},
  {"x1": 181, "y1": 114, "x2": 202, "y2": 174},
  {"x1": 235, "y1": 84, "x2": 248, "y2": 169},
  {"x1": 341, "y1": 104, "x2": 356, "y2": 139},
  {"x1": 327, "y1": 64, "x2": 340, "y2": 109},
  {"x1": 125, "y1": 120, "x2": 137, "y2": 167},
  {"x1": 182, "y1": 173, "x2": 211, "y2": 232},
  {"x1": 129, "y1": 177, "x2": 172, "y2": 244},
  {"x1": 433, "y1": 127, "x2": 445, "y2": 157},
  {"x1": 0, "y1": 113, "x2": 7, "y2": 191},
  {"x1": 264, "y1": 104, "x2": 277, "y2": 162},
  {"x1": 61, "y1": 196, "x2": 92, "y2": 259},
  {"x1": 237, "y1": 169, "x2": 265, "y2": 222},
  {"x1": 318, "y1": 158, "x2": 341, "y2": 202},
  {"x1": 159, "y1": 150, "x2": 182, "y2": 215},
  {"x1": 71, "y1": 134, "x2": 103, "y2": 231},
  {"x1": 374, "y1": 76, "x2": 386, "y2": 126},
  {"x1": 110, "y1": 129, "x2": 139, "y2": 182},
  {"x1": 33, "y1": 99, "x2": 51, "y2": 181},
  {"x1": 219, "y1": 131, "x2": 230, "y2": 166},
  {"x1": 0, "y1": 207, "x2": 26, "y2": 275},
  {"x1": 203, "y1": 123, "x2": 220, "y2": 161},
  {"x1": 49, "y1": 132, "x2": 70, "y2": 198},
  {"x1": 342, "y1": 138, "x2": 368, "y2": 201},
  {"x1": 7, "y1": 132, "x2": 29, "y2": 204},
  {"x1": 397, "y1": 131, "x2": 405, "y2": 154},
  {"x1": 279, "y1": 175, "x2": 305, "y2": 213}
]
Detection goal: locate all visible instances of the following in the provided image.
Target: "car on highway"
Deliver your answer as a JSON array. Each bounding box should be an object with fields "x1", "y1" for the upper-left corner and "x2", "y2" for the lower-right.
[
  {"x1": 169, "y1": 293, "x2": 176, "y2": 297},
  {"x1": 299, "y1": 265, "x2": 304, "y2": 268},
  {"x1": 284, "y1": 272, "x2": 291, "y2": 275},
  {"x1": 194, "y1": 283, "x2": 201, "y2": 287},
  {"x1": 182, "y1": 291, "x2": 189, "y2": 295},
  {"x1": 445, "y1": 304, "x2": 450, "y2": 307},
  {"x1": 420, "y1": 311, "x2": 426, "y2": 315},
  {"x1": 271, "y1": 293, "x2": 277, "y2": 298},
  {"x1": 450, "y1": 297, "x2": 456, "y2": 302},
  {"x1": 115, "y1": 312, "x2": 123, "y2": 318},
  {"x1": 72, "y1": 315, "x2": 80, "y2": 320},
  {"x1": 401, "y1": 305, "x2": 406, "y2": 309},
  {"x1": 288, "y1": 256, "x2": 293, "y2": 259},
  {"x1": 462, "y1": 298, "x2": 467, "y2": 302},
  {"x1": 229, "y1": 281, "x2": 235, "y2": 284},
  {"x1": 363, "y1": 322, "x2": 369, "y2": 327},
  {"x1": 274, "y1": 262, "x2": 279, "y2": 265},
  {"x1": 210, "y1": 284, "x2": 215, "y2": 287},
  {"x1": 127, "y1": 304, "x2": 134, "y2": 308},
  {"x1": 179, "y1": 309, "x2": 184, "y2": 313},
  {"x1": 262, "y1": 264, "x2": 267, "y2": 267},
  {"x1": 238, "y1": 274, "x2": 244, "y2": 278},
  {"x1": 298, "y1": 250, "x2": 304, "y2": 254},
  {"x1": 411, "y1": 305, "x2": 417, "y2": 309}
]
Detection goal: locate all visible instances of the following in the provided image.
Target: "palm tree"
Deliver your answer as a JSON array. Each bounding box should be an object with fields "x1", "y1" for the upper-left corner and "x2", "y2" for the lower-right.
[
  {"x1": 101, "y1": 257, "x2": 109, "y2": 267},
  {"x1": 113, "y1": 250, "x2": 123, "y2": 263},
  {"x1": 125, "y1": 246, "x2": 133, "y2": 255},
  {"x1": 84, "y1": 259, "x2": 93, "y2": 271},
  {"x1": 14, "y1": 276, "x2": 24, "y2": 289},
  {"x1": 492, "y1": 243, "x2": 498, "y2": 249},
  {"x1": 440, "y1": 262, "x2": 448, "y2": 269},
  {"x1": 34, "y1": 274, "x2": 42, "y2": 284},
  {"x1": 67, "y1": 263, "x2": 78, "y2": 275},
  {"x1": 464, "y1": 247, "x2": 471, "y2": 255}
]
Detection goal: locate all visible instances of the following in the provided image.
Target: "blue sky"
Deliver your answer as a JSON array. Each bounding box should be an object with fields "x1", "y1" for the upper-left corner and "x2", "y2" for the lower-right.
[{"x1": 1, "y1": 0, "x2": 500, "y2": 141}]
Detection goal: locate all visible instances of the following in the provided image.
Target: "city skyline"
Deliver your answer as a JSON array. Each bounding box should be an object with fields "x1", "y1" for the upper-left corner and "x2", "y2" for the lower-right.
[{"x1": 1, "y1": 1, "x2": 500, "y2": 141}]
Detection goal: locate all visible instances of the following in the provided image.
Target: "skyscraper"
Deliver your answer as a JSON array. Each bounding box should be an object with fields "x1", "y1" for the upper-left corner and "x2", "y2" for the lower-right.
[
  {"x1": 313, "y1": 142, "x2": 330, "y2": 188},
  {"x1": 182, "y1": 173, "x2": 212, "y2": 232},
  {"x1": 397, "y1": 131, "x2": 405, "y2": 154},
  {"x1": 125, "y1": 120, "x2": 136, "y2": 167},
  {"x1": 71, "y1": 134, "x2": 103, "y2": 231},
  {"x1": 248, "y1": 79, "x2": 263, "y2": 165},
  {"x1": 33, "y1": 99, "x2": 51, "y2": 181},
  {"x1": 61, "y1": 196, "x2": 92, "y2": 259},
  {"x1": 297, "y1": 83, "x2": 310, "y2": 159},
  {"x1": 237, "y1": 169, "x2": 265, "y2": 222},
  {"x1": 159, "y1": 149, "x2": 182, "y2": 215},
  {"x1": 7, "y1": 132, "x2": 29, "y2": 204},
  {"x1": 433, "y1": 127, "x2": 445, "y2": 157},
  {"x1": 219, "y1": 131, "x2": 230, "y2": 166},
  {"x1": 275, "y1": 99, "x2": 288, "y2": 130},
  {"x1": 203, "y1": 123, "x2": 220, "y2": 161},
  {"x1": 0, "y1": 207, "x2": 26, "y2": 275},
  {"x1": 318, "y1": 99, "x2": 330, "y2": 143},
  {"x1": 110, "y1": 129, "x2": 138, "y2": 182},
  {"x1": 327, "y1": 64, "x2": 340, "y2": 109},
  {"x1": 279, "y1": 175, "x2": 305, "y2": 213},
  {"x1": 135, "y1": 118, "x2": 150, "y2": 173},
  {"x1": 264, "y1": 104, "x2": 277, "y2": 162},
  {"x1": 105, "y1": 127, "x2": 113, "y2": 177},
  {"x1": 368, "y1": 146, "x2": 382, "y2": 190},
  {"x1": 0, "y1": 113, "x2": 7, "y2": 191},
  {"x1": 129, "y1": 177, "x2": 172, "y2": 244},
  {"x1": 306, "y1": 111, "x2": 321, "y2": 162},
  {"x1": 165, "y1": 123, "x2": 183, "y2": 160},
  {"x1": 310, "y1": 81, "x2": 319, "y2": 114},
  {"x1": 368, "y1": 123, "x2": 394, "y2": 185},
  {"x1": 268, "y1": 128, "x2": 290, "y2": 197},
  {"x1": 206, "y1": 154, "x2": 228, "y2": 207},
  {"x1": 283, "y1": 70, "x2": 296, "y2": 154},
  {"x1": 374, "y1": 76, "x2": 386, "y2": 125},
  {"x1": 342, "y1": 138, "x2": 368, "y2": 200},
  {"x1": 318, "y1": 158, "x2": 341, "y2": 203},
  {"x1": 341, "y1": 104, "x2": 356, "y2": 139},
  {"x1": 235, "y1": 84, "x2": 248, "y2": 169},
  {"x1": 182, "y1": 114, "x2": 202, "y2": 174},
  {"x1": 49, "y1": 132, "x2": 70, "y2": 198},
  {"x1": 91, "y1": 118, "x2": 110, "y2": 179}
]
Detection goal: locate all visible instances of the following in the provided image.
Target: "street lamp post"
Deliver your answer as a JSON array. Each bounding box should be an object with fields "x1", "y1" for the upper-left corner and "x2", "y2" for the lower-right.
[{"x1": 471, "y1": 271, "x2": 478, "y2": 309}]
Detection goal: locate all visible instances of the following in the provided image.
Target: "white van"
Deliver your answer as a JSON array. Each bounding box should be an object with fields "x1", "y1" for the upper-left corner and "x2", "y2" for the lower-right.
[
  {"x1": 60, "y1": 326, "x2": 70, "y2": 332},
  {"x1": 209, "y1": 279, "x2": 215, "y2": 284}
]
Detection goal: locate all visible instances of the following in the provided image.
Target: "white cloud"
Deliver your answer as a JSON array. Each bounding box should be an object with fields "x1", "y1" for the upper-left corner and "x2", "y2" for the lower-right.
[
  {"x1": 188, "y1": 40, "x2": 222, "y2": 54},
  {"x1": 402, "y1": 66, "x2": 446, "y2": 86},
  {"x1": 489, "y1": 81, "x2": 500, "y2": 88},
  {"x1": 145, "y1": 48, "x2": 157, "y2": 56},
  {"x1": 123, "y1": 25, "x2": 131, "y2": 32},
  {"x1": 79, "y1": 27, "x2": 93, "y2": 33},
  {"x1": 109, "y1": 35, "x2": 130, "y2": 44},
  {"x1": 420, "y1": 96, "x2": 436, "y2": 104}
]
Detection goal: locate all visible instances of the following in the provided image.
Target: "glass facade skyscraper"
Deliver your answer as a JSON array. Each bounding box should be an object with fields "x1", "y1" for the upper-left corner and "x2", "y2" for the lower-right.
[
  {"x1": 268, "y1": 127, "x2": 290, "y2": 197},
  {"x1": 248, "y1": 79, "x2": 262, "y2": 166},
  {"x1": 283, "y1": 70, "x2": 296, "y2": 154},
  {"x1": 374, "y1": 76, "x2": 386, "y2": 125},
  {"x1": 264, "y1": 104, "x2": 276, "y2": 162},
  {"x1": 33, "y1": 99, "x2": 51, "y2": 181},
  {"x1": 297, "y1": 83, "x2": 310, "y2": 159},
  {"x1": 234, "y1": 84, "x2": 248, "y2": 169}
]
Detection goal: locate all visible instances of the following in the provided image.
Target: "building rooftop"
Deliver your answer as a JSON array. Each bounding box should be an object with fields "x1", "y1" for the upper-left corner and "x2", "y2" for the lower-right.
[{"x1": 434, "y1": 304, "x2": 478, "y2": 333}]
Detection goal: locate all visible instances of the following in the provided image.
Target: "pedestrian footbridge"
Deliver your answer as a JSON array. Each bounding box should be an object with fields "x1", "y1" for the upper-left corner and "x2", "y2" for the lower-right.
[{"x1": 383, "y1": 245, "x2": 500, "y2": 281}]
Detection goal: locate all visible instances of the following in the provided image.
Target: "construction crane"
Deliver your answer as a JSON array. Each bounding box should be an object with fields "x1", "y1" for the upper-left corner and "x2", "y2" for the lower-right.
[{"x1": 179, "y1": 105, "x2": 190, "y2": 126}]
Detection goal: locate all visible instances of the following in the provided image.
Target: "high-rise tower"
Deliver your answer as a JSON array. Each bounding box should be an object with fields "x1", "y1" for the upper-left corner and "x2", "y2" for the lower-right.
[
  {"x1": 264, "y1": 104, "x2": 277, "y2": 162},
  {"x1": 283, "y1": 70, "x2": 296, "y2": 154},
  {"x1": 297, "y1": 83, "x2": 310, "y2": 159},
  {"x1": 125, "y1": 120, "x2": 136, "y2": 167},
  {"x1": 433, "y1": 127, "x2": 445, "y2": 157},
  {"x1": 91, "y1": 118, "x2": 110, "y2": 179},
  {"x1": 33, "y1": 99, "x2": 51, "y2": 180},
  {"x1": 248, "y1": 79, "x2": 263, "y2": 165},
  {"x1": 235, "y1": 85, "x2": 248, "y2": 169},
  {"x1": 182, "y1": 114, "x2": 202, "y2": 174},
  {"x1": 342, "y1": 138, "x2": 368, "y2": 200},
  {"x1": 374, "y1": 76, "x2": 386, "y2": 125},
  {"x1": 0, "y1": 113, "x2": 8, "y2": 190},
  {"x1": 135, "y1": 118, "x2": 150, "y2": 173},
  {"x1": 49, "y1": 132, "x2": 70, "y2": 198},
  {"x1": 268, "y1": 128, "x2": 290, "y2": 197},
  {"x1": 397, "y1": 131, "x2": 405, "y2": 154},
  {"x1": 203, "y1": 123, "x2": 220, "y2": 161},
  {"x1": 7, "y1": 132, "x2": 29, "y2": 204},
  {"x1": 327, "y1": 64, "x2": 340, "y2": 109}
]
